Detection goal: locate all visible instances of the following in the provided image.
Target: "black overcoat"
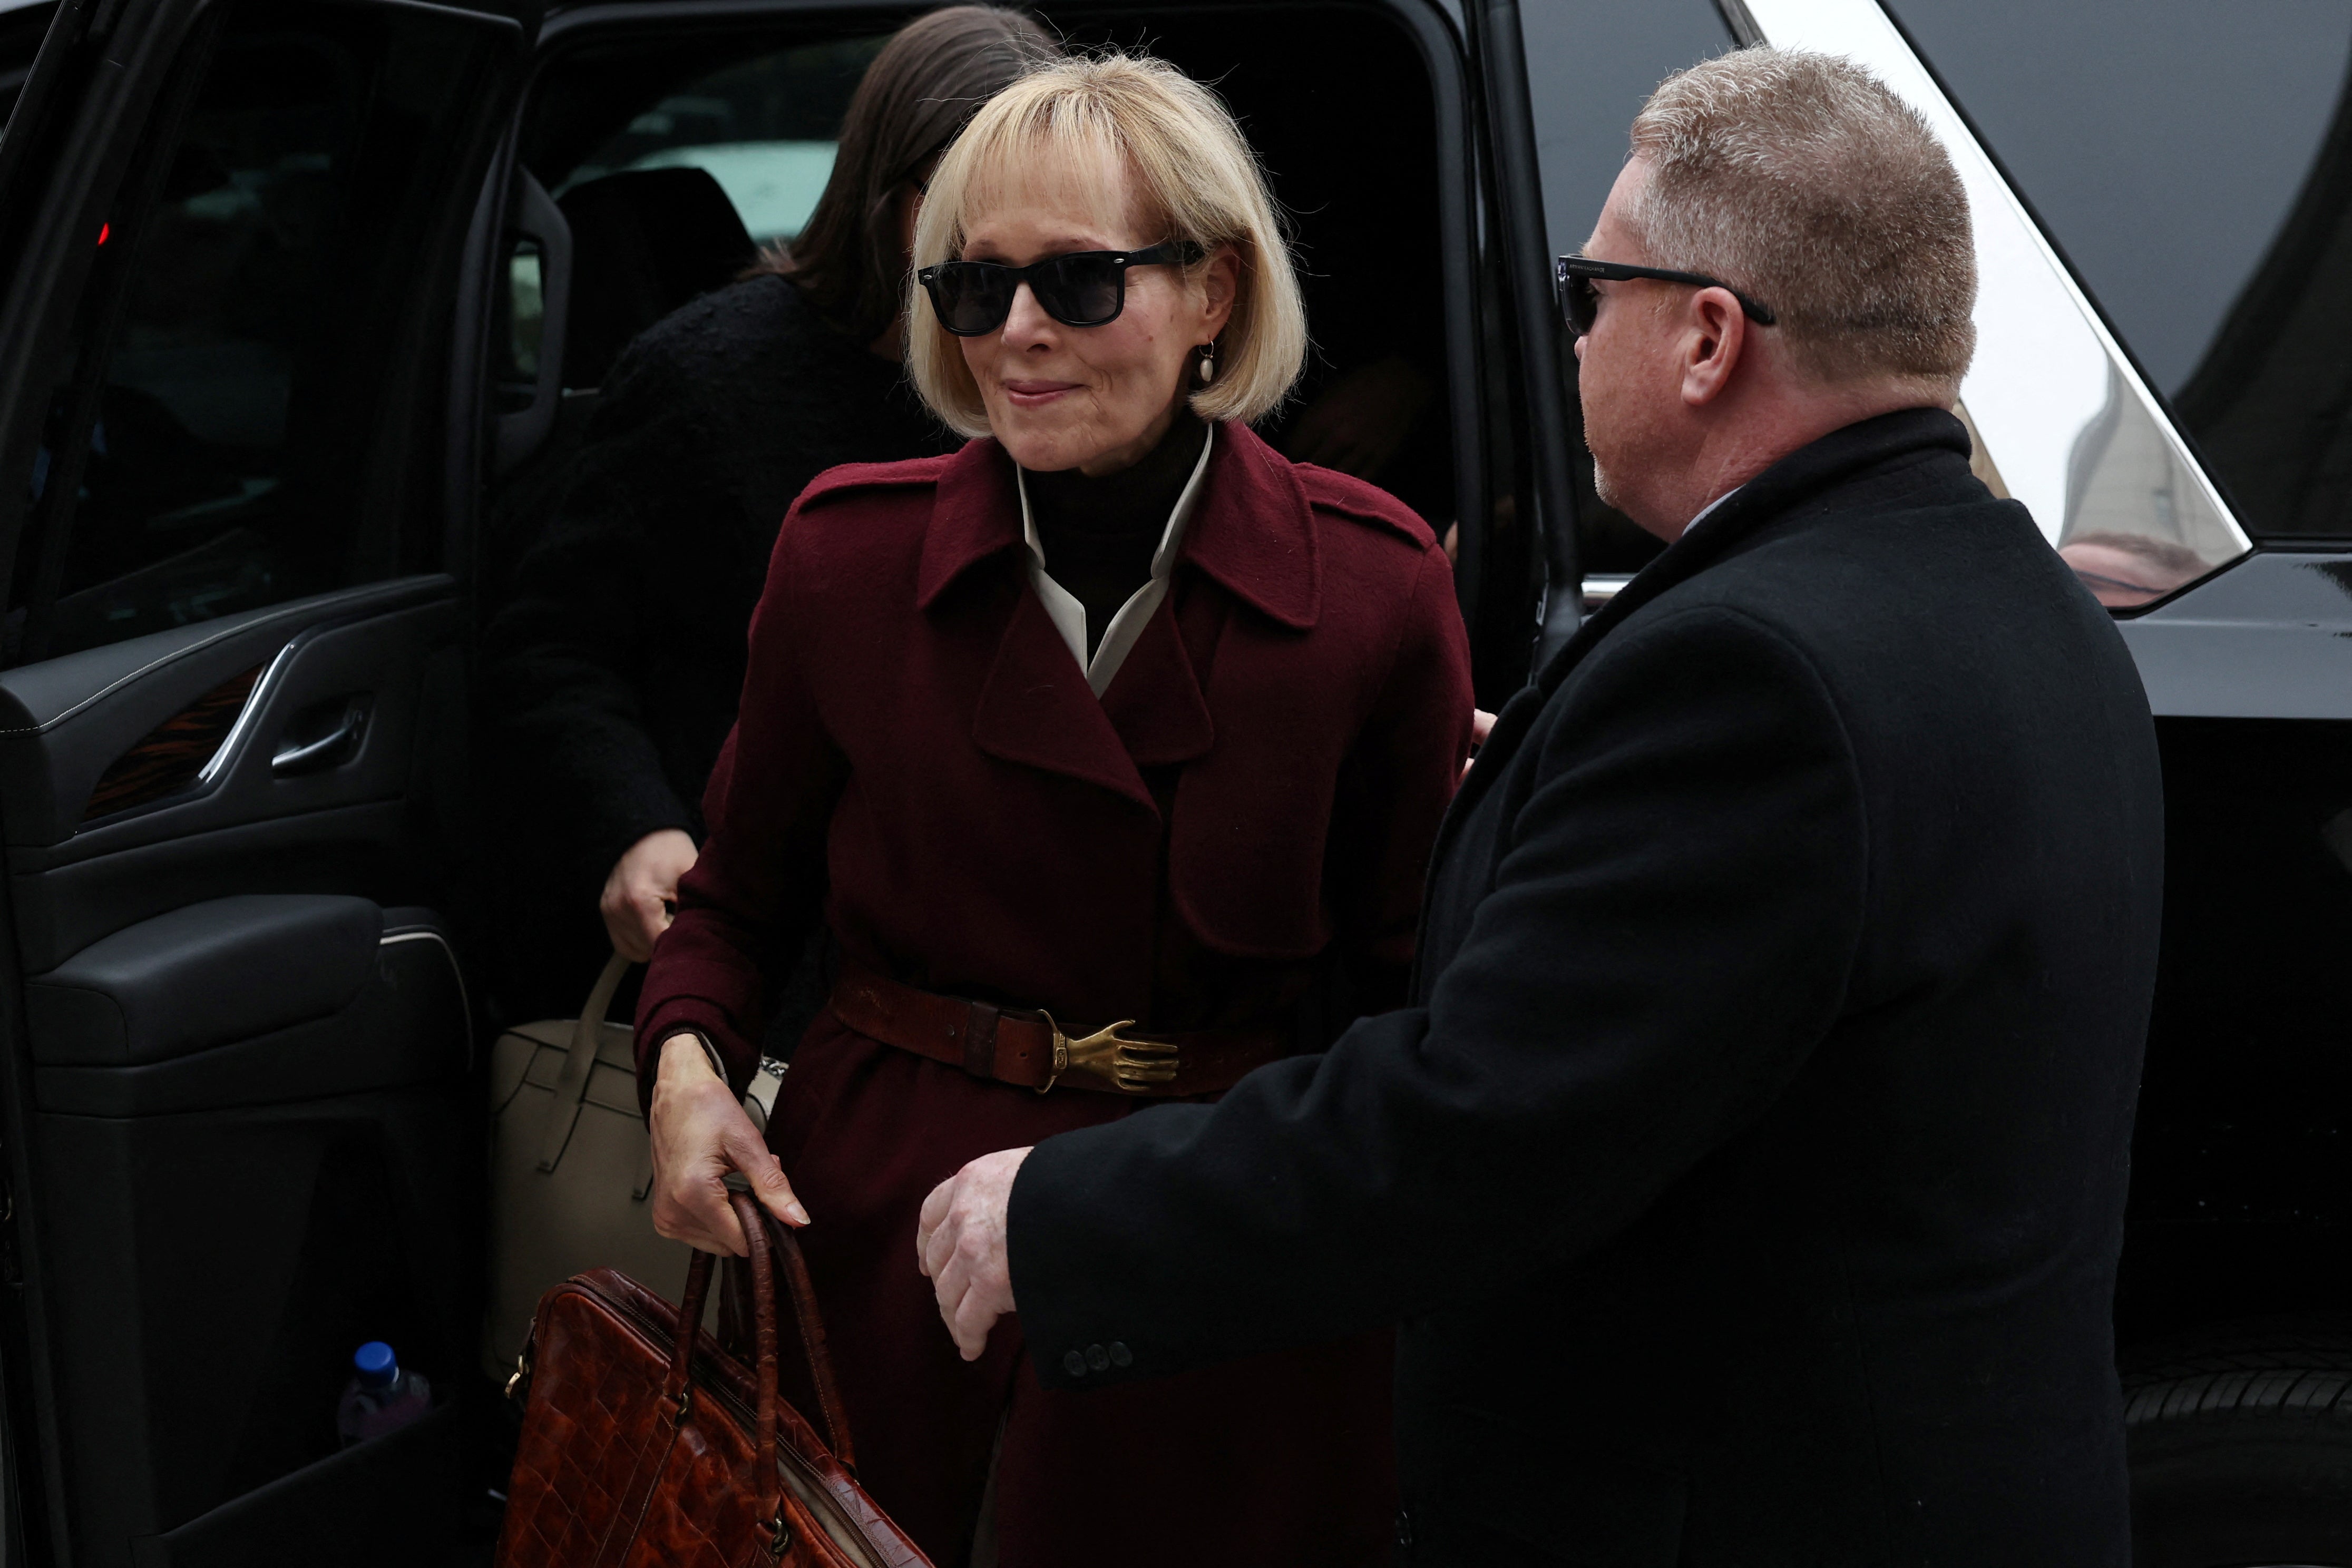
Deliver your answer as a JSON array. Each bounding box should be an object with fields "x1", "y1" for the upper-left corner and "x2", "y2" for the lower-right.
[{"x1": 1007, "y1": 409, "x2": 2165, "y2": 1566}]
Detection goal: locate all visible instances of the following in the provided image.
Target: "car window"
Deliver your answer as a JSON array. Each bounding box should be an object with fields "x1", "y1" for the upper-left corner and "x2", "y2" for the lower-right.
[
  {"x1": 1887, "y1": 0, "x2": 2352, "y2": 544},
  {"x1": 0, "y1": 1, "x2": 55, "y2": 130},
  {"x1": 557, "y1": 37, "x2": 884, "y2": 247},
  {"x1": 1519, "y1": 0, "x2": 1735, "y2": 266},
  {"x1": 9, "y1": 0, "x2": 509, "y2": 661},
  {"x1": 1744, "y1": 0, "x2": 2252, "y2": 608}
]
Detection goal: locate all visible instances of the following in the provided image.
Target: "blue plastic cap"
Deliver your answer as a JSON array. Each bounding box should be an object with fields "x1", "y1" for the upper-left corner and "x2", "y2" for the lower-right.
[{"x1": 353, "y1": 1341, "x2": 398, "y2": 1389}]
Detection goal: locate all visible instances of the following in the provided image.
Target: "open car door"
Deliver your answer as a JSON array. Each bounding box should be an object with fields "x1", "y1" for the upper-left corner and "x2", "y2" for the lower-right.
[{"x1": 0, "y1": 0, "x2": 524, "y2": 1560}]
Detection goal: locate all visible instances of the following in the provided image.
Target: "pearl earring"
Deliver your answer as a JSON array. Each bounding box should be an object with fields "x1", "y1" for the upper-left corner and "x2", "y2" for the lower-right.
[{"x1": 1196, "y1": 343, "x2": 1217, "y2": 384}]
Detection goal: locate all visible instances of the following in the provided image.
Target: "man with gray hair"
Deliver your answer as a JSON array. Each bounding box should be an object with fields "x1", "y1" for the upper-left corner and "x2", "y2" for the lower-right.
[{"x1": 918, "y1": 48, "x2": 2162, "y2": 1566}]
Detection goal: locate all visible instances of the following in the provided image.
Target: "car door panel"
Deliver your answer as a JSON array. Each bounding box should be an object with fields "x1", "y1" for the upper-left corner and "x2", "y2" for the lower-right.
[
  {"x1": 26, "y1": 894, "x2": 382, "y2": 1069},
  {"x1": 0, "y1": 579, "x2": 458, "y2": 972},
  {"x1": 24, "y1": 896, "x2": 465, "y2": 1119},
  {"x1": 0, "y1": 0, "x2": 521, "y2": 1552},
  {"x1": 0, "y1": 581, "x2": 479, "y2": 1560}
]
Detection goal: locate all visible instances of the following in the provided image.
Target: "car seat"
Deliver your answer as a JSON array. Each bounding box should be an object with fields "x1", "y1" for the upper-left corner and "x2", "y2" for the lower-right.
[{"x1": 557, "y1": 165, "x2": 759, "y2": 390}]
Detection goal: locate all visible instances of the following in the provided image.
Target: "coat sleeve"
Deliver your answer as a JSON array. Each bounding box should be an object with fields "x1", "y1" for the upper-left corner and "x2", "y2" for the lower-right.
[
  {"x1": 1326, "y1": 543, "x2": 1475, "y2": 1012},
  {"x1": 480, "y1": 336, "x2": 734, "y2": 898},
  {"x1": 633, "y1": 503, "x2": 845, "y2": 1108},
  {"x1": 1007, "y1": 604, "x2": 1869, "y2": 1387}
]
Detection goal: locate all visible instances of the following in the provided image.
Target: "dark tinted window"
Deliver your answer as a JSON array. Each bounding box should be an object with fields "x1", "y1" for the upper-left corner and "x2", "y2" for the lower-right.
[
  {"x1": 1518, "y1": 0, "x2": 1735, "y2": 570},
  {"x1": 1521, "y1": 0, "x2": 1736, "y2": 261},
  {"x1": 1891, "y1": 0, "x2": 2352, "y2": 537},
  {"x1": 13, "y1": 0, "x2": 508, "y2": 659}
]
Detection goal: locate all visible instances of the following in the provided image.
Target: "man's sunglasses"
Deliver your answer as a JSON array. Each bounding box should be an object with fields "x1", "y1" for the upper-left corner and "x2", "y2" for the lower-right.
[
  {"x1": 1556, "y1": 254, "x2": 1778, "y2": 337},
  {"x1": 918, "y1": 241, "x2": 1204, "y2": 336}
]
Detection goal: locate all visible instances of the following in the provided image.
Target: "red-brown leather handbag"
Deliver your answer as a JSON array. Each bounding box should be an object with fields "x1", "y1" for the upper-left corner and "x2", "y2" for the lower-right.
[{"x1": 496, "y1": 1188, "x2": 931, "y2": 1568}]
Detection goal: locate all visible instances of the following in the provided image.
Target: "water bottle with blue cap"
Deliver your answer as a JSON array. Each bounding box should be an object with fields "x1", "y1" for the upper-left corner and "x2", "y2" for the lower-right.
[{"x1": 335, "y1": 1339, "x2": 432, "y2": 1447}]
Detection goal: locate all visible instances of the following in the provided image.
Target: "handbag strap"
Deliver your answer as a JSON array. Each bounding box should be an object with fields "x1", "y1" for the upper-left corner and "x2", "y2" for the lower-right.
[
  {"x1": 732, "y1": 1191, "x2": 785, "y2": 1542},
  {"x1": 684, "y1": 1194, "x2": 860, "y2": 1471},
  {"x1": 536, "y1": 950, "x2": 632, "y2": 1173},
  {"x1": 762, "y1": 1202, "x2": 858, "y2": 1472}
]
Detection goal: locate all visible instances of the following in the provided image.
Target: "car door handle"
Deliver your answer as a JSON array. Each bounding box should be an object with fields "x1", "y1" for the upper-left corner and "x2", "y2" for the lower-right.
[{"x1": 272, "y1": 701, "x2": 368, "y2": 777}]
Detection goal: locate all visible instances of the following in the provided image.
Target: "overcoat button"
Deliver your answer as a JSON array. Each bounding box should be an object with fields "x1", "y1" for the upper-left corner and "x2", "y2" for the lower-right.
[
  {"x1": 1062, "y1": 1350, "x2": 1088, "y2": 1378},
  {"x1": 1108, "y1": 1341, "x2": 1133, "y2": 1367},
  {"x1": 1086, "y1": 1344, "x2": 1110, "y2": 1371},
  {"x1": 1395, "y1": 1508, "x2": 1413, "y2": 1549}
]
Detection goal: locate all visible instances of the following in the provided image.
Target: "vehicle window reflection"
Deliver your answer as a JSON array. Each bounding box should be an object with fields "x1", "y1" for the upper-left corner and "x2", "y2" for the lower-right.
[
  {"x1": 1891, "y1": 0, "x2": 2352, "y2": 543},
  {"x1": 1745, "y1": 0, "x2": 2252, "y2": 610}
]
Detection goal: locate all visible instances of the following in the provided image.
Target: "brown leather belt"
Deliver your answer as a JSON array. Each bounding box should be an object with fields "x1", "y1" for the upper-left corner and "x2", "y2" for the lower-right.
[{"x1": 827, "y1": 963, "x2": 1292, "y2": 1096}]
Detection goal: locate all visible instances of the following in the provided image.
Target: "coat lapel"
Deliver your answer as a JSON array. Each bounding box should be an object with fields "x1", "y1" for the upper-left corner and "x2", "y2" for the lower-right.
[
  {"x1": 927, "y1": 427, "x2": 1310, "y2": 813},
  {"x1": 917, "y1": 438, "x2": 1024, "y2": 610},
  {"x1": 970, "y1": 584, "x2": 1158, "y2": 812},
  {"x1": 1098, "y1": 598, "x2": 1215, "y2": 767},
  {"x1": 1177, "y1": 422, "x2": 1319, "y2": 631}
]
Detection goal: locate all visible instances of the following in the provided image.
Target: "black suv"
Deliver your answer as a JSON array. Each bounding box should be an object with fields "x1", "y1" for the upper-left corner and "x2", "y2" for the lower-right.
[{"x1": 0, "y1": 0, "x2": 2344, "y2": 1563}]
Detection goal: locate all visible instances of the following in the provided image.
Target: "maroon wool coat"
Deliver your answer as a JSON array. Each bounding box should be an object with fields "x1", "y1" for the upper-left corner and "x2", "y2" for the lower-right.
[{"x1": 636, "y1": 420, "x2": 1475, "y2": 1094}]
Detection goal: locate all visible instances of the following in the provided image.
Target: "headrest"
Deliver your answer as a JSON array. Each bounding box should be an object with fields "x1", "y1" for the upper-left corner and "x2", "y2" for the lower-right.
[{"x1": 558, "y1": 166, "x2": 757, "y2": 388}]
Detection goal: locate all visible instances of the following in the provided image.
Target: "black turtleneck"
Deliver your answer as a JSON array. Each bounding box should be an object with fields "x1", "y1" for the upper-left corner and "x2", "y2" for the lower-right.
[{"x1": 1024, "y1": 410, "x2": 1209, "y2": 660}]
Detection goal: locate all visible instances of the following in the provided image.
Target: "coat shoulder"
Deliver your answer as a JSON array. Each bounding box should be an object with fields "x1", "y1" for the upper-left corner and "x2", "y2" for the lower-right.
[
  {"x1": 794, "y1": 451, "x2": 961, "y2": 514},
  {"x1": 773, "y1": 454, "x2": 959, "y2": 585},
  {"x1": 1292, "y1": 463, "x2": 1440, "y2": 553}
]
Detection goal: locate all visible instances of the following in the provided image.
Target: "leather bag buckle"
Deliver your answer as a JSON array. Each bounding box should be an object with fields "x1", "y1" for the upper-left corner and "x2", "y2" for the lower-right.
[{"x1": 1039, "y1": 1015, "x2": 1179, "y2": 1094}]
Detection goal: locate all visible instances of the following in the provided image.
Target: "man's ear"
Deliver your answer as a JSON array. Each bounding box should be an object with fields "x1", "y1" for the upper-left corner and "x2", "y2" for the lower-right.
[{"x1": 1681, "y1": 287, "x2": 1749, "y2": 407}]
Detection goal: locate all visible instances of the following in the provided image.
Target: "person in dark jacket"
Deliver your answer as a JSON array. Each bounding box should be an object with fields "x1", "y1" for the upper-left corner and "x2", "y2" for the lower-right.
[
  {"x1": 917, "y1": 48, "x2": 2165, "y2": 1567},
  {"x1": 481, "y1": 7, "x2": 1055, "y2": 1012}
]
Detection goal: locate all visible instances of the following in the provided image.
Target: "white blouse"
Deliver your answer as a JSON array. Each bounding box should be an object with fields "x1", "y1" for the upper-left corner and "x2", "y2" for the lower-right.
[{"x1": 1014, "y1": 425, "x2": 1218, "y2": 698}]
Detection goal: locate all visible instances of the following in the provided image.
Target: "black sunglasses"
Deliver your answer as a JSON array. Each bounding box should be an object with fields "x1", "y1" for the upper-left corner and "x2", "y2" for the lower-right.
[
  {"x1": 1556, "y1": 254, "x2": 1778, "y2": 337},
  {"x1": 918, "y1": 241, "x2": 1203, "y2": 336}
]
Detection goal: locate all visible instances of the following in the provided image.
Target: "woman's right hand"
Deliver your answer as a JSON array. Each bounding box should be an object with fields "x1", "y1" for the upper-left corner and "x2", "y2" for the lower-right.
[
  {"x1": 648, "y1": 1034, "x2": 808, "y2": 1254},
  {"x1": 602, "y1": 829, "x2": 700, "y2": 963}
]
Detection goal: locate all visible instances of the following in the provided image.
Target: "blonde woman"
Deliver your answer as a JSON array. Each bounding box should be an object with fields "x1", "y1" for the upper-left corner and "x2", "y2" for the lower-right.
[{"x1": 638, "y1": 52, "x2": 1471, "y2": 1567}]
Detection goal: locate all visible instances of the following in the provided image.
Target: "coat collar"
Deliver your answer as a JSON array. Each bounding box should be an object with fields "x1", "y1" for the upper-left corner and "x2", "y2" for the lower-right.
[
  {"x1": 1447, "y1": 407, "x2": 1973, "y2": 832},
  {"x1": 916, "y1": 422, "x2": 1320, "y2": 630}
]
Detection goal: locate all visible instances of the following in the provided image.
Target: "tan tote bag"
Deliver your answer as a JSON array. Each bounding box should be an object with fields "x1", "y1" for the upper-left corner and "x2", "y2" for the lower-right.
[{"x1": 485, "y1": 952, "x2": 785, "y2": 1377}]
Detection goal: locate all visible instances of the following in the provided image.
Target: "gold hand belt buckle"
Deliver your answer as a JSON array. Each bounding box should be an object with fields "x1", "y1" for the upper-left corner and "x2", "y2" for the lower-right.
[{"x1": 1038, "y1": 1014, "x2": 1180, "y2": 1094}]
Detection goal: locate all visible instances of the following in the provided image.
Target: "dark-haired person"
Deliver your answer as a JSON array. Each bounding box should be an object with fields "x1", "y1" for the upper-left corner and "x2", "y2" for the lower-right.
[{"x1": 483, "y1": 6, "x2": 1056, "y2": 1014}]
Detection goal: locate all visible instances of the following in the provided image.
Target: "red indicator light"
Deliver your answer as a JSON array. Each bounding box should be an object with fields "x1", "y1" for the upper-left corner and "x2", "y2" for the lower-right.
[{"x1": 96, "y1": 222, "x2": 109, "y2": 247}]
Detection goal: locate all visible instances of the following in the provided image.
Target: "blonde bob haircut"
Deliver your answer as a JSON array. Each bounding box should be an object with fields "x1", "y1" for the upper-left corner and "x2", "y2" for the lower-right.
[{"x1": 907, "y1": 51, "x2": 1308, "y2": 436}]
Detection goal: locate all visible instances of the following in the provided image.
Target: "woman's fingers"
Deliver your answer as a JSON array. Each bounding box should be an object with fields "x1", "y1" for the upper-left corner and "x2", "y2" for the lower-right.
[
  {"x1": 647, "y1": 1036, "x2": 781, "y2": 1254},
  {"x1": 726, "y1": 1119, "x2": 809, "y2": 1227},
  {"x1": 649, "y1": 1164, "x2": 748, "y2": 1255}
]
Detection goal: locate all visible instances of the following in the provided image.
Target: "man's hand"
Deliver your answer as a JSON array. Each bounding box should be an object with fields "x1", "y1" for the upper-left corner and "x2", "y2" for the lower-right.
[
  {"x1": 648, "y1": 1033, "x2": 807, "y2": 1255},
  {"x1": 917, "y1": 1148, "x2": 1031, "y2": 1360},
  {"x1": 602, "y1": 829, "x2": 698, "y2": 962}
]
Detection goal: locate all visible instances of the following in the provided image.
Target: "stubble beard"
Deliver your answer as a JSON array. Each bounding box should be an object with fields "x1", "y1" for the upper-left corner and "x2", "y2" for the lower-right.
[{"x1": 1591, "y1": 454, "x2": 1623, "y2": 513}]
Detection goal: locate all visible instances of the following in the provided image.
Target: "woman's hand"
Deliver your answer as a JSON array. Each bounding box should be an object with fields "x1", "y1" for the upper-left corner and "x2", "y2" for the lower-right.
[
  {"x1": 648, "y1": 1033, "x2": 808, "y2": 1255},
  {"x1": 602, "y1": 829, "x2": 698, "y2": 962}
]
